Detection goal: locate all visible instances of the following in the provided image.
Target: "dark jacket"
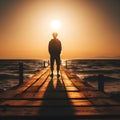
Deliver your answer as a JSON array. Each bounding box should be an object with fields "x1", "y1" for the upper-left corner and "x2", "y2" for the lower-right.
[{"x1": 48, "y1": 39, "x2": 62, "y2": 56}]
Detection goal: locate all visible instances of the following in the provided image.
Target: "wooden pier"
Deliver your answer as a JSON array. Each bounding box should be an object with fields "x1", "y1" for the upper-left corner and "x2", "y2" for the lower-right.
[{"x1": 0, "y1": 66, "x2": 120, "y2": 120}]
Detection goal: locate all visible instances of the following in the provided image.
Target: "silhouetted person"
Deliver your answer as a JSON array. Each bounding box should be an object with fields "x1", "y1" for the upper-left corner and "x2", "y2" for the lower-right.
[{"x1": 48, "y1": 32, "x2": 62, "y2": 77}]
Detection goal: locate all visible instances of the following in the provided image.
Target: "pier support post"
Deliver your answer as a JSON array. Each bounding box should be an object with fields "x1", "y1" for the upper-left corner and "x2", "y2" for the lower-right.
[
  {"x1": 43, "y1": 61, "x2": 46, "y2": 68},
  {"x1": 19, "y1": 62, "x2": 23, "y2": 85},
  {"x1": 98, "y1": 74, "x2": 104, "y2": 92},
  {"x1": 48, "y1": 60, "x2": 49, "y2": 66},
  {"x1": 66, "y1": 60, "x2": 67, "y2": 68}
]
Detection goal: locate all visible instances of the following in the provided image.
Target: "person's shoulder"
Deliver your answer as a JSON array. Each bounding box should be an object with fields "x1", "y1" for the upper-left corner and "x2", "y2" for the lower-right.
[
  {"x1": 56, "y1": 39, "x2": 60, "y2": 42},
  {"x1": 57, "y1": 39, "x2": 61, "y2": 43},
  {"x1": 49, "y1": 39, "x2": 53, "y2": 42}
]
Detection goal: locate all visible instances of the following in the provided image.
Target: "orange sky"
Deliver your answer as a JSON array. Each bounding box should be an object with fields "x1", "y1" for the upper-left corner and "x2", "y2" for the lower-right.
[{"x1": 0, "y1": 0, "x2": 120, "y2": 59}]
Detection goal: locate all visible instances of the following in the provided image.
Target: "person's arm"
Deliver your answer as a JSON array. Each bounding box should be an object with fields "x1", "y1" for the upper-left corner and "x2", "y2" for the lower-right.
[
  {"x1": 48, "y1": 41, "x2": 51, "y2": 54},
  {"x1": 59, "y1": 41, "x2": 62, "y2": 54}
]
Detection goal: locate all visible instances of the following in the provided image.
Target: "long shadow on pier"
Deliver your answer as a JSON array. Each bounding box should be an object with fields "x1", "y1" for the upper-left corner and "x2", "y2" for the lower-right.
[{"x1": 38, "y1": 77, "x2": 75, "y2": 120}]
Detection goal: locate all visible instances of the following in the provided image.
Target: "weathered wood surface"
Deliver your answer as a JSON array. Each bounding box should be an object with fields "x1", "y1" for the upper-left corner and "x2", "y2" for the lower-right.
[{"x1": 0, "y1": 66, "x2": 120, "y2": 120}]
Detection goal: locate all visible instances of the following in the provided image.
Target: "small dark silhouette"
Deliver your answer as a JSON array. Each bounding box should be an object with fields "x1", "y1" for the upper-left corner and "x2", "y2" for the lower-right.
[{"x1": 48, "y1": 32, "x2": 62, "y2": 77}]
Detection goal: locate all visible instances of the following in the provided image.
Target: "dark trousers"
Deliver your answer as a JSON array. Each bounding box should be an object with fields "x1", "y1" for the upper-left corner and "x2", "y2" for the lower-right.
[{"x1": 50, "y1": 55, "x2": 60, "y2": 73}]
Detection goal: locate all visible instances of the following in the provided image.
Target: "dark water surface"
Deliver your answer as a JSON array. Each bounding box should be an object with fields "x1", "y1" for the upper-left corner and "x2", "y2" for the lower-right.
[
  {"x1": 0, "y1": 59, "x2": 120, "y2": 94},
  {"x1": 0, "y1": 59, "x2": 45, "y2": 91},
  {"x1": 64, "y1": 59, "x2": 120, "y2": 93}
]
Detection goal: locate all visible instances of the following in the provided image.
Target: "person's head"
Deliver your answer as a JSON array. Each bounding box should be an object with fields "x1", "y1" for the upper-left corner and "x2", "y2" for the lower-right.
[{"x1": 52, "y1": 32, "x2": 58, "y2": 39}]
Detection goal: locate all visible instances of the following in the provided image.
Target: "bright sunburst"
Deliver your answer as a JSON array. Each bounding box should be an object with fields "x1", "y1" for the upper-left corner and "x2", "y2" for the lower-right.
[{"x1": 51, "y1": 20, "x2": 61, "y2": 30}]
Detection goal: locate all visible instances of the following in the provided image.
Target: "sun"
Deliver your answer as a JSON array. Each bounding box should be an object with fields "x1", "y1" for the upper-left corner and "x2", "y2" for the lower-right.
[{"x1": 51, "y1": 20, "x2": 61, "y2": 30}]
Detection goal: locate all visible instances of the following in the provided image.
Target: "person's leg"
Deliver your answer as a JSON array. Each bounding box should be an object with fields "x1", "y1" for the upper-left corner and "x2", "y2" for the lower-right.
[
  {"x1": 56, "y1": 55, "x2": 60, "y2": 76},
  {"x1": 50, "y1": 56, "x2": 54, "y2": 76}
]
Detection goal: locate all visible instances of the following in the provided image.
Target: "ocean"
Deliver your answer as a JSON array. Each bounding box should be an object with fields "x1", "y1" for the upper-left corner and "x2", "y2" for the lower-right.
[
  {"x1": 0, "y1": 59, "x2": 120, "y2": 94},
  {"x1": 65, "y1": 59, "x2": 120, "y2": 94},
  {"x1": 0, "y1": 59, "x2": 45, "y2": 91}
]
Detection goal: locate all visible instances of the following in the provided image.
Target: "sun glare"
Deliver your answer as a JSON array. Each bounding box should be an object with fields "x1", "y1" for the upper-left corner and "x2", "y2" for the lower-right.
[{"x1": 51, "y1": 20, "x2": 61, "y2": 30}]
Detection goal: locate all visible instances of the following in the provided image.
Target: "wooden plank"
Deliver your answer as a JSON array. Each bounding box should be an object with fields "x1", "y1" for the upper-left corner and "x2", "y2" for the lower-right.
[
  {"x1": 0, "y1": 66, "x2": 120, "y2": 119},
  {"x1": 16, "y1": 76, "x2": 51, "y2": 99},
  {"x1": 0, "y1": 99, "x2": 93, "y2": 107},
  {"x1": 0, "y1": 106, "x2": 120, "y2": 118},
  {"x1": 22, "y1": 70, "x2": 50, "y2": 92},
  {"x1": 61, "y1": 70, "x2": 80, "y2": 91},
  {"x1": 89, "y1": 98, "x2": 120, "y2": 106},
  {"x1": 0, "y1": 67, "x2": 49, "y2": 98}
]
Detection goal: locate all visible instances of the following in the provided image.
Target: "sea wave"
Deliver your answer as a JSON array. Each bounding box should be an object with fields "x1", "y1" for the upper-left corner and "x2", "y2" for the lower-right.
[
  {"x1": 0, "y1": 59, "x2": 120, "y2": 93},
  {"x1": 83, "y1": 75, "x2": 120, "y2": 82},
  {"x1": 0, "y1": 73, "x2": 18, "y2": 80},
  {"x1": 0, "y1": 59, "x2": 45, "y2": 91}
]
